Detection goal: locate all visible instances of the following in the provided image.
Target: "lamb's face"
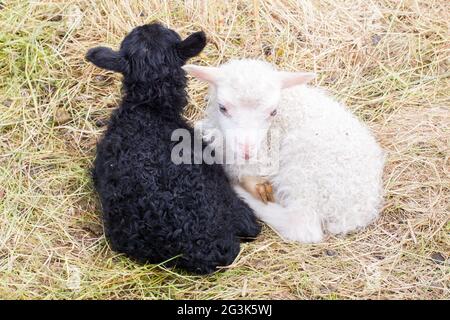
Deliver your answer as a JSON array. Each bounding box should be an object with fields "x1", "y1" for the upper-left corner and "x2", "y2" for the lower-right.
[
  {"x1": 207, "y1": 61, "x2": 281, "y2": 160},
  {"x1": 184, "y1": 59, "x2": 316, "y2": 161}
]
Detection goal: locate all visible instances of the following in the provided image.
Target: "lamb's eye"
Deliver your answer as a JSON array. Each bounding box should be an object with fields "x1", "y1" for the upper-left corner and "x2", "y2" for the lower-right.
[
  {"x1": 218, "y1": 103, "x2": 229, "y2": 115},
  {"x1": 270, "y1": 109, "x2": 278, "y2": 117}
]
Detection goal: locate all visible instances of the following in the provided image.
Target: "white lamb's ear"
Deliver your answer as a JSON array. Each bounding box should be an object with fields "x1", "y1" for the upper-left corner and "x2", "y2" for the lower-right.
[
  {"x1": 183, "y1": 65, "x2": 220, "y2": 84},
  {"x1": 279, "y1": 71, "x2": 316, "y2": 88}
]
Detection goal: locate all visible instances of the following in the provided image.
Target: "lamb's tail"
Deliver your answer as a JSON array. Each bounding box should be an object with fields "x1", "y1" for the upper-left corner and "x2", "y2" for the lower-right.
[{"x1": 233, "y1": 185, "x2": 324, "y2": 243}]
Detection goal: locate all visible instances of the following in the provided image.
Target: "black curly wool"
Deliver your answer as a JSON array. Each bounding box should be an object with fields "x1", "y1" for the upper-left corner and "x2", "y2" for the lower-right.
[{"x1": 86, "y1": 23, "x2": 261, "y2": 274}]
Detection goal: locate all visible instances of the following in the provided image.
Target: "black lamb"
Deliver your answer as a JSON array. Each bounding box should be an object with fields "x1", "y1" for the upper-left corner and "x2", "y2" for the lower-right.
[{"x1": 86, "y1": 23, "x2": 261, "y2": 274}]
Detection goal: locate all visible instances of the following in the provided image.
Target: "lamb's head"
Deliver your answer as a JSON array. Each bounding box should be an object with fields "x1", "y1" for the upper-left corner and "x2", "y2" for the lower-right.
[
  {"x1": 86, "y1": 22, "x2": 206, "y2": 83},
  {"x1": 184, "y1": 59, "x2": 315, "y2": 160}
]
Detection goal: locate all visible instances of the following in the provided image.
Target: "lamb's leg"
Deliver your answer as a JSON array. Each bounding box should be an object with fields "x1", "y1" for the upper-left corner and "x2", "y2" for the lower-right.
[
  {"x1": 239, "y1": 176, "x2": 275, "y2": 204},
  {"x1": 234, "y1": 185, "x2": 324, "y2": 243}
]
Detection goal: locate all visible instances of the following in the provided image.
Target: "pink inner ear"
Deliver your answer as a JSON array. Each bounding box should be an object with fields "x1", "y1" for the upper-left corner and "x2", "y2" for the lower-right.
[
  {"x1": 279, "y1": 72, "x2": 316, "y2": 88},
  {"x1": 183, "y1": 65, "x2": 220, "y2": 84}
]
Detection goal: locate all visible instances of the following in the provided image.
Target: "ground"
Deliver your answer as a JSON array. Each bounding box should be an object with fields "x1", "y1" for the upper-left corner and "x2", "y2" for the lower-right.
[{"x1": 0, "y1": 0, "x2": 448, "y2": 299}]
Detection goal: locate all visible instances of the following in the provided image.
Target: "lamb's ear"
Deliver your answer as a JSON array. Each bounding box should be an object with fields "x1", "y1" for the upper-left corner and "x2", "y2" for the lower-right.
[
  {"x1": 85, "y1": 46, "x2": 127, "y2": 73},
  {"x1": 178, "y1": 31, "x2": 207, "y2": 59},
  {"x1": 278, "y1": 71, "x2": 316, "y2": 88},
  {"x1": 182, "y1": 65, "x2": 220, "y2": 84}
]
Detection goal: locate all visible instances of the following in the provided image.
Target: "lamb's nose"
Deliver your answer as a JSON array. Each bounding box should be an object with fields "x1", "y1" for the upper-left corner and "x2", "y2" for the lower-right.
[{"x1": 238, "y1": 143, "x2": 252, "y2": 159}]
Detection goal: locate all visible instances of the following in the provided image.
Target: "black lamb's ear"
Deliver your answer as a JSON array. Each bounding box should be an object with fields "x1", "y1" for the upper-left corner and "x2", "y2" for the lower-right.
[
  {"x1": 85, "y1": 46, "x2": 127, "y2": 73},
  {"x1": 177, "y1": 31, "x2": 207, "y2": 59}
]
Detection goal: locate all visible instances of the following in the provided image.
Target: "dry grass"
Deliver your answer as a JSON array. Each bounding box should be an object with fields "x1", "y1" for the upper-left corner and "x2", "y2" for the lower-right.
[{"x1": 0, "y1": 0, "x2": 449, "y2": 299}]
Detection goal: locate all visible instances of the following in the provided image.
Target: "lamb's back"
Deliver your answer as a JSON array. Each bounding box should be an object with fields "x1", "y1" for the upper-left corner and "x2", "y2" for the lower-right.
[
  {"x1": 272, "y1": 85, "x2": 384, "y2": 218},
  {"x1": 276, "y1": 85, "x2": 383, "y2": 161},
  {"x1": 94, "y1": 106, "x2": 244, "y2": 270}
]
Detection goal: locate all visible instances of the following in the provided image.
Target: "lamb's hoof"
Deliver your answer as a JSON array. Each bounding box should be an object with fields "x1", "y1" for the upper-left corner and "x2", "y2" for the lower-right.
[
  {"x1": 255, "y1": 182, "x2": 275, "y2": 204},
  {"x1": 239, "y1": 176, "x2": 275, "y2": 204}
]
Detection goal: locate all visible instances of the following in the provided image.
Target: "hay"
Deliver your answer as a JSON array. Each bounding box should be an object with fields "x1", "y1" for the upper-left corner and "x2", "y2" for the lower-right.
[{"x1": 0, "y1": 0, "x2": 448, "y2": 299}]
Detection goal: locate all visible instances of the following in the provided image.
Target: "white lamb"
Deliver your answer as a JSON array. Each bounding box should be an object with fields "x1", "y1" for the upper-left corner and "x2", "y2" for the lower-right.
[{"x1": 184, "y1": 59, "x2": 385, "y2": 243}]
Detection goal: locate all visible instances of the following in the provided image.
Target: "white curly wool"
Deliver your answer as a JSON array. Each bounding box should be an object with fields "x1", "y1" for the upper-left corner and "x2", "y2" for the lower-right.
[{"x1": 185, "y1": 59, "x2": 385, "y2": 243}]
